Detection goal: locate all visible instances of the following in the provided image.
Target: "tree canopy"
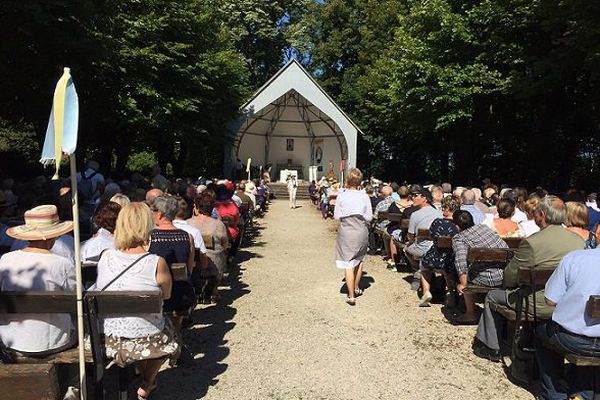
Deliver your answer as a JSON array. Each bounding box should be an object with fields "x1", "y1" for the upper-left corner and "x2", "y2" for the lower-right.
[{"x1": 0, "y1": 0, "x2": 599, "y2": 189}]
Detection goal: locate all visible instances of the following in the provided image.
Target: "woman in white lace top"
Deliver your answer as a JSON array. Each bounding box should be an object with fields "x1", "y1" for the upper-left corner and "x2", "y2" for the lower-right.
[{"x1": 96, "y1": 202, "x2": 179, "y2": 400}]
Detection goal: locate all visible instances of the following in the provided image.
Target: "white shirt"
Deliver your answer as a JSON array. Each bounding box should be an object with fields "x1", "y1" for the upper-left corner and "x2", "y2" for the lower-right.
[
  {"x1": 511, "y1": 207, "x2": 528, "y2": 224},
  {"x1": 173, "y1": 219, "x2": 207, "y2": 254},
  {"x1": 519, "y1": 219, "x2": 541, "y2": 237},
  {"x1": 333, "y1": 189, "x2": 373, "y2": 222},
  {"x1": 80, "y1": 228, "x2": 115, "y2": 261},
  {"x1": 11, "y1": 234, "x2": 75, "y2": 262},
  {"x1": 0, "y1": 250, "x2": 75, "y2": 352},
  {"x1": 231, "y1": 194, "x2": 242, "y2": 208},
  {"x1": 287, "y1": 178, "x2": 297, "y2": 190}
]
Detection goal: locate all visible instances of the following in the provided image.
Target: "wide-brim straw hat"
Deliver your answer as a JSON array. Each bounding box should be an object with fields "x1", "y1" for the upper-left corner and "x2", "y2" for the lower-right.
[
  {"x1": 7, "y1": 205, "x2": 73, "y2": 241},
  {"x1": 245, "y1": 182, "x2": 256, "y2": 192}
]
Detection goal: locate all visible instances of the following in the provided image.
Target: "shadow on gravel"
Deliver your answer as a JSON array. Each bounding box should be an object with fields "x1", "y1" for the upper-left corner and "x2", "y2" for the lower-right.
[
  {"x1": 154, "y1": 223, "x2": 259, "y2": 399},
  {"x1": 339, "y1": 273, "x2": 375, "y2": 295}
]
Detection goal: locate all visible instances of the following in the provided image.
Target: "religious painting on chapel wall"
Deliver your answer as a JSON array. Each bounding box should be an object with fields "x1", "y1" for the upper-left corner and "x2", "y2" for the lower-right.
[{"x1": 286, "y1": 138, "x2": 294, "y2": 151}]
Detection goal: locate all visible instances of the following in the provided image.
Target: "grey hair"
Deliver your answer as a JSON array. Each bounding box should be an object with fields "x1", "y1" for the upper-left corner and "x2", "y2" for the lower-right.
[
  {"x1": 152, "y1": 195, "x2": 178, "y2": 221},
  {"x1": 535, "y1": 195, "x2": 566, "y2": 225},
  {"x1": 461, "y1": 189, "x2": 476, "y2": 205}
]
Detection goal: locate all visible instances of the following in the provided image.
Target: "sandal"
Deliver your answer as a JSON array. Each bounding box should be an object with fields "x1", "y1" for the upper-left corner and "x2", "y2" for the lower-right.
[
  {"x1": 346, "y1": 296, "x2": 356, "y2": 306},
  {"x1": 354, "y1": 289, "x2": 363, "y2": 297},
  {"x1": 137, "y1": 381, "x2": 157, "y2": 400}
]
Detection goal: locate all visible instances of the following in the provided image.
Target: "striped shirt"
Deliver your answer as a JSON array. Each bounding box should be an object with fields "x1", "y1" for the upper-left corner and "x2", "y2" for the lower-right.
[{"x1": 452, "y1": 224, "x2": 508, "y2": 287}]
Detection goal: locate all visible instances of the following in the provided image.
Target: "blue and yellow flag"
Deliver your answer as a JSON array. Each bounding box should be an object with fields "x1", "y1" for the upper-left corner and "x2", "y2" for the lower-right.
[{"x1": 40, "y1": 67, "x2": 79, "y2": 179}]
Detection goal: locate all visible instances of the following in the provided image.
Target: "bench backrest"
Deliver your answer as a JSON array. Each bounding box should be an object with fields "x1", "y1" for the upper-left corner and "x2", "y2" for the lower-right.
[
  {"x1": 221, "y1": 215, "x2": 235, "y2": 227},
  {"x1": 377, "y1": 211, "x2": 389, "y2": 222},
  {"x1": 203, "y1": 234, "x2": 215, "y2": 250},
  {"x1": 436, "y1": 236, "x2": 453, "y2": 249},
  {"x1": 517, "y1": 267, "x2": 556, "y2": 289},
  {"x1": 467, "y1": 247, "x2": 513, "y2": 264},
  {"x1": 0, "y1": 291, "x2": 162, "y2": 314},
  {"x1": 503, "y1": 237, "x2": 522, "y2": 249},
  {"x1": 587, "y1": 296, "x2": 600, "y2": 319},
  {"x1": 416, "y1": 228, "x2": 431, "y2": 240}
]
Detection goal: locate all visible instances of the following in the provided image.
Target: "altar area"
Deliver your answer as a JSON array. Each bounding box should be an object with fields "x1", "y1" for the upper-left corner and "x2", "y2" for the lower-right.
[{"x1": 226, "y1": 59, "x2": 362, "y2": 183}]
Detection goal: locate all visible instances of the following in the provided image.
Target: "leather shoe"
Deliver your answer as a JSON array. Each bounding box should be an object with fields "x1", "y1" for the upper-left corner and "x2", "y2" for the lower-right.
[{"x1": 472, "y1": 343, "x2": 501, "y2": 362}]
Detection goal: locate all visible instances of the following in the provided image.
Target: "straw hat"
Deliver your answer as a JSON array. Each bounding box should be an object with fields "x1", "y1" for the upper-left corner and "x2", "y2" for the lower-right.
[
  {"x1": 245, "y1": 182, "x2": 256, "y2": 193},
  {"x1": 7, "y1": 205, "x2": 73, "y2": 241}
]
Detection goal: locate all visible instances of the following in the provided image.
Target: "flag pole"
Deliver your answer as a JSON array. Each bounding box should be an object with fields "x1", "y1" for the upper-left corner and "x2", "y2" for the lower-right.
[{"x1": 69, "y1": 154, "x2": 87, "y2": 399}]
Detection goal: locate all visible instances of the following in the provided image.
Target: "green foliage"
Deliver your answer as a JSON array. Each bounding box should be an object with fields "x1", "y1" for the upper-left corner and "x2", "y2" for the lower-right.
[
  {"x1": 126, "y1": 151, "x2": 157, "y2": 174},
  {"x1": 0, "y1": 119, "x2": 42, "y2": 176},
  {"x1": 0, "y1": 0, "x2": 252, "y2": 177},
  {"x1": 304, "y1": 0, "x2": 600, "y2": 189}
]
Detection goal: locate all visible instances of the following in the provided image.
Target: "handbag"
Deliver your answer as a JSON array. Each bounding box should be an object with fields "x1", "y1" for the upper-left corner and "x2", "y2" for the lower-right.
[{"x1": 509, "y1": 288, "x2": 538, "y2": 384}]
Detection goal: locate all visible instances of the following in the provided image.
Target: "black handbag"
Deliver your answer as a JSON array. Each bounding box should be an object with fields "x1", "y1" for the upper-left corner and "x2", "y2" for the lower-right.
[{"x1": 509, "y1": 286, "x2": 538, "y2": 384}]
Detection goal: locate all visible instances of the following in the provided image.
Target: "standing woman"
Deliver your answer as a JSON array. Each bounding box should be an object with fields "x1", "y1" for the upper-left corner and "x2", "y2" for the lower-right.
[{"x1": 334, "y1": 168, "x2": 372, "y2": 305}]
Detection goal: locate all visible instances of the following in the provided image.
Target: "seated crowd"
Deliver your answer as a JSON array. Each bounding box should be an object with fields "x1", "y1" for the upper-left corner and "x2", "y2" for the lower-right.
[
  {"x1": 323, "y1": 178, "x2": 600, "y2": 400},
  {"x1": 0, "y1": 161, "x2": 270, "y2": 399}
]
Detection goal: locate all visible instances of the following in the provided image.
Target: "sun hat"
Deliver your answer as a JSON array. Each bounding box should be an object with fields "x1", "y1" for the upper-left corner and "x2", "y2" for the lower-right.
[
  {"x1": 7, "y1": 205, "x2": 73, "y2": 241},
  {"x1": 245, "y1": 181, "x2": 256, "y2": 193}
]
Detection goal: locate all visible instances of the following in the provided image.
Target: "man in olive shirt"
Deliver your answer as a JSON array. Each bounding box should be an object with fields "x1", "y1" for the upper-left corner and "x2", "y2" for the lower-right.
[{"x1": 472, "y1": 196, "x2": 584, "y2": 361}]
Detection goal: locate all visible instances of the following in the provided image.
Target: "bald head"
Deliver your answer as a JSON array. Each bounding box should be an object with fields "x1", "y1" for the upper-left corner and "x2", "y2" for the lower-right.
[
  {"x1": 145, "y1": 188, "x2": 164, "y2": 207},
  {"x1": 381, "y1": 185, "x2": 393, "y2": 198},
  {"x1": 461, "y1": 189, "x2": 476, "y2": 205}
]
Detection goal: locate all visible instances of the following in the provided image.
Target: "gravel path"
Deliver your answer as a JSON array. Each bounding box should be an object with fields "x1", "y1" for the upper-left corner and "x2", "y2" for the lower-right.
[{"x1": 155, "y1": 199, "x2": 533, "y2": 400}]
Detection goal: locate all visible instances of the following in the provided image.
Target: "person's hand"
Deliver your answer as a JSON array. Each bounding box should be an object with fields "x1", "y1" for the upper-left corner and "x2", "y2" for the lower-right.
[{"x1": 456, "y1": 283, "x2": 466, "y2": 295}]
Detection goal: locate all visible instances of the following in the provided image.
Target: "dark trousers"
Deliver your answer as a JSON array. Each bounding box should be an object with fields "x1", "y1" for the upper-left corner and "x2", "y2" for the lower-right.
[{"x1": 535, "y1": 320, "x2": 600, "y2": 400}]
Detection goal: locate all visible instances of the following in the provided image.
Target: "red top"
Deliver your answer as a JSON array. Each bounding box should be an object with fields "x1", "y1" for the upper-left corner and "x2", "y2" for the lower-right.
[{"x1": 214, "y1": 200, "x2": 240, "y2": 240}]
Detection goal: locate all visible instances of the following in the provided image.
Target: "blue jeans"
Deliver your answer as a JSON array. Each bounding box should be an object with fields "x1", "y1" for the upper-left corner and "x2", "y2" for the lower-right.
[{"x1": 535, "y1": 320, "x2": 600, "y2": 400}]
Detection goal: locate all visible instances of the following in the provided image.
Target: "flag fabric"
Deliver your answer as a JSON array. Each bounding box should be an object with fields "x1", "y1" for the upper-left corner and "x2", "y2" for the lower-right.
[
  {"x1": 40, "y1": 67, "x2": 79, "y2": 179},
  {"x1": 246, "y1": 158, "x2": 252, "y2": 173}
]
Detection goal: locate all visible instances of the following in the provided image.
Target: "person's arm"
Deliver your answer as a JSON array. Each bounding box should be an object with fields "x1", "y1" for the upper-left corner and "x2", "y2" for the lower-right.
[
  {"x1": 407, "y1": 215, "x2": 417, "y2": 243},
  {"x1": 333, "y1": 194, "x2": 342, "y2": 220},
  {"x1": 155, "y1": 257, "x2": 172, "y2": 300},
  {"x1": 194, "y1": 231, "x2": 208, "y2": 270},
  {"x1": 187, "y1": 235, "x2": 195, "y2": 274},
  {"x1": 364, "y1": 193, "x2": 373, "y2": 222},
  {"x1": 544, "y1": 255, "x2": 570, "y2": 306},
  {"x1": 453, "y1": 237, "x2": 469, "y2": 294},
  {"x1": 503, "y1": 238, "x2": 534, "y2": 288}
]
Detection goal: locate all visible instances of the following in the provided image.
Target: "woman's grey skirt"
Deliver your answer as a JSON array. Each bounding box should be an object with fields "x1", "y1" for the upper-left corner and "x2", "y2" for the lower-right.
[{"x1": 335, "y1": 215, "x2": 369, "y2": 269}]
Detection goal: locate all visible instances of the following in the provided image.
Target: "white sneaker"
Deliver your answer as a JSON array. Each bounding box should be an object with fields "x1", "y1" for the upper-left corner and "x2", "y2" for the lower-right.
[{"x1": 419, "y1": 291, "x2": 433, "y2": 307}]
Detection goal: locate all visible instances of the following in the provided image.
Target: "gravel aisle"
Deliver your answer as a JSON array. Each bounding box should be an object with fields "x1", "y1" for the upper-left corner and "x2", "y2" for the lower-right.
[{"x1": 155, "y1": 199, "x2": 532, "y2": 400}]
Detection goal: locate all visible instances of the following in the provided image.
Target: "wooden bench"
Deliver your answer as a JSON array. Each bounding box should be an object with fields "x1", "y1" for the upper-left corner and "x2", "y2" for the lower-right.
[
  {"x1": 488, "y1": 266, "x2": 556, "y2": 322},
  {"x1": 0, "y1": 290, "x2": 162, "y2": 400},
  {"x1": 546, "y1": 296, "x2": 600, "y2": 398},
  {"x1": 463, "y1": 248, "x2": 514, "y2": 294},
  {"x1": 504, "y1": 236, "x2": 522, "y2": 249}
]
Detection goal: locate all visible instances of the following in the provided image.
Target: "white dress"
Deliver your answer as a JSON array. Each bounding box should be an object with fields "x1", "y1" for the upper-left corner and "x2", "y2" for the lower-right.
[{"x1": 0, "y1": 250, "x2": 75, "y2": 353}]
